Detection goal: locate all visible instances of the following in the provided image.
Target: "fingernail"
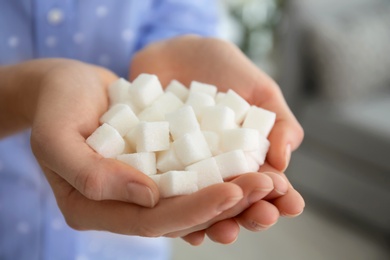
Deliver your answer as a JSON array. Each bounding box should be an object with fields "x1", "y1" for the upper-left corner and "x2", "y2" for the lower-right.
[
  {"x1": 217, "y1": 195, "x2": 243, "y2": 213},
  {"x1": 127, "y1": 182, "x2": 155, "y2": 208},
  {"x1": 283, "y1": 144, "x2": 291, "y2": 172},
  {"x1": 281, "y1": 209, "x2": 304, "y2": 218},
  {"x1": 251, "y1": 221, "x2": 276, "y2": 231}
]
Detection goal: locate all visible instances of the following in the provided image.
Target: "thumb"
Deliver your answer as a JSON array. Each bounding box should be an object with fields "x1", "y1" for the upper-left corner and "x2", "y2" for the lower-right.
[{"x1": 31, "y1": 128, "x2": 159, "y2": 208}]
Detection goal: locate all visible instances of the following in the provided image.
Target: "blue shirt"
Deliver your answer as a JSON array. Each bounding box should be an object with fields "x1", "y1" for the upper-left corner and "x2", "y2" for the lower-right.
[{"x1": 0, "y1": 1, "x2": 219, "y2": 259}]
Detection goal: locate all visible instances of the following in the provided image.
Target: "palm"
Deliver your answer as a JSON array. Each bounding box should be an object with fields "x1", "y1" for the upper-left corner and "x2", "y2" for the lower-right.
[{"x1": 130, "y1": 36, "x2": 305, "y2": 244}]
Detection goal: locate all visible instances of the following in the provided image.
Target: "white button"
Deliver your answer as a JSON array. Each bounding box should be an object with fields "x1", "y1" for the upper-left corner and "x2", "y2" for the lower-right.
[
  {"x1": 73, "y1": 32, "x2": 84, "y2": 44},
  {"x1": 50, "y1": 218, "x2": 64, "y2": 230},
  {"x1": 16, "y1": 222, "x2": 31, "y2": 234},
  {"x1": 45, "y1": 36, "x2": 57, "y2": 47},
  {"x1": 122, "y1": 29, "x2": 134, "y2": 42},
  {"x1": 8, "y1": 36, "x2": 19, "y2": 48},
  {"x1": 47, "y1": 8, "x2": 64, "y2": 25},
  {"x1": 96, "y1": 6, "x2": 108, "y2": 18},
  {"x1": 98, "y1": 54, "x2": 111, "y2": 66}
]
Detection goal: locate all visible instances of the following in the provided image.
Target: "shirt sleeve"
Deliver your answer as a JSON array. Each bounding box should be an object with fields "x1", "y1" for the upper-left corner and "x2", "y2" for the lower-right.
[{"x1": 135, "y1": 0, "x2": 220, "y2": 50}]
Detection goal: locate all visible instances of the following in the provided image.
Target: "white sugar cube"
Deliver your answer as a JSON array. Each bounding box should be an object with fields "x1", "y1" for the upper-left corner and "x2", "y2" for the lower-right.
[
  {"x1": 245, "y1": 134, "x2": 270, "y2": 165},
  {"x1": 165, "y1": 106, "x2": 200, "y2": 140},
  {"x1": 123, "y1": 140, "x2": 135, "y2": 154},
  {"x1": 124, "y1": 127, "x2": 138, "y2": 152},
  {"x1": 215, "y1": 150, "x2": 250, "y2": 179},
  {"x1": 116, "y1": 152, "x2": 157, "y2": 176},
  {"x1": 217, "y1": 89, "x2": 250, "y2": 124},
  {"x1": 200, "y1": 106, "x2": 237, "y2": 133},
  {"x1": 86, "y1": 123, "x2": 125, "y2": 158},
  {"x1": 136, "y1": 122, "x2": 170, "y2": 152},
  {"x1": 99, "y1": 104, "x2": 139, "y2": 136},
  {"x1": 221, "y1": 128, "x2": 260, "y2": 152},
  {"x1": 159, "y1": 171, "x2": 198, "y2": 198},
  {"x1": 156, "y1": 145, "x2": 185, "y2": 173},
  {"x1": 242, "y1": 106, "x2": 276, "y2": 137},
  {"x1": 173, "y1": 131, "x2": 212, "y2": 166},
  {"x1": 245, "y1": 154, "x2": 260, "y2": 172},
  {"x1": 165, "y1": 80, "x2": 189, "y2": 101},
  {"x1": 185, "y1": 92, "x2": 216, "y2": 120},
  {"x1": 215, "y1": 92, "x2": 226, "y2": 103},
  {"x1": 138, "y1": 106, "x2": 164, "y2": 122},
  {"x1": 202, "y1": 131, "x2": 221, "y2": 156},
  {"x1": 149, "y1": 174, "x2": 162, "y2": 185},
  {"x1": 108, "y1": 78, "x2": 132, "y2": 105},
  {"x1": 150, "y1": 92, "x2": 184, "y2": 116},
  {"x1": 190, "y1": 81, "x2": 218, "y2": 98},
  {"x1": 129, "y1": 74, "x2": 164, "y2": 110},
  {"x1": 185, "y1": 157, "x2": 223, "y2": 189}
]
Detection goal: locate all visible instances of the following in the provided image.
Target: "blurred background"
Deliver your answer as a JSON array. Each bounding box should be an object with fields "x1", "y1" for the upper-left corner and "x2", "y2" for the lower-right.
[{"x1": 173, "y1": 0, "x2": 390, "y2": 259}]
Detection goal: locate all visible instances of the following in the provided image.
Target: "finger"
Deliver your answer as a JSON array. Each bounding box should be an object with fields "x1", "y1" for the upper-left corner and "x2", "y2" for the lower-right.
[
  {"x1": 259, "y1": 162, "x2": 291, "y2": 188},
  {"x1": 30, "y1": 69, "x2": 158, "y2": 205},
  {"x1": 50, "y1": 177, "x2": 244, "y2": 236},
  {"x1": 206, "y1": 219, "x2": 240, "y2": 244},
  {"x1": 181, "y1": 230, "x2": 206, "y2": 246},
  {"x1": 261, "y1": 171, "x2": 289, "y2": 200},
  {"x1": 235, "y1": 200, "x2": 279, "y2": 232},
  {"x1": 33, "y1": 128, "x2": 159, "y2": 207},
  {"x1": 166, "y1": 172, "x2": 274, "y2": 237},
  {"x1": 272, "y1": 188, "x2": 305, "y2": 217},
  {"x1": 257, "y1": 164, "x2": 305, "y2": 216}
]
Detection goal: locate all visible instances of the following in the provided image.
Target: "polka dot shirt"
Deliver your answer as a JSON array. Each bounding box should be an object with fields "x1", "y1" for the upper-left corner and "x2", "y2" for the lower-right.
[{"x1": 0, "y1": 0, "x2": 219, "y2": 259}]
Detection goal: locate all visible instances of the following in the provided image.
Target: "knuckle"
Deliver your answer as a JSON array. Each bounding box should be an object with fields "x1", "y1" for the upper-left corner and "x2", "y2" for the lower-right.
[
  {"x1": 74, "y1": 167, "x2": 103, "y2": 201},
  {"x1": 136, "y1": 224, "x2": 162, "y2": 238},
  {"x1": 63, "y1": 215, "x2": 85, "y2": 231}
]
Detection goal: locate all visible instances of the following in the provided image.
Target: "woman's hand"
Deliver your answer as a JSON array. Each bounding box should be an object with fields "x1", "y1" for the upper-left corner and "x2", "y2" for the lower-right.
[
  {"x1": 130, "y1": 35, "x2": 305, "y2": 244},
  {"x1": 0, "y1": 59, "x2": 279, "y2": 240}
]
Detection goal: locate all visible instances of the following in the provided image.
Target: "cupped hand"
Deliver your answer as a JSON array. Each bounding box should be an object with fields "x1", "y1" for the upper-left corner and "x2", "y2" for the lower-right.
[
  {"x1": 130, "y1": 35, "x2": 305, "y2": 244},
  {"x1": 14, "y1": 59, "x2": 276, "y2": 239}
]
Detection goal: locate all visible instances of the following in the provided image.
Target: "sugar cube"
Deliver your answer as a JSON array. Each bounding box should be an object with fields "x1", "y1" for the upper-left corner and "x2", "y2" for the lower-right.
[
  {"x1": 200, "y1": 106, "x2": 237, "y2": 133},
  {"x1": 215, "y1": 150, "x2": 250, "y2": 179},
  {"x1": 189, "y1": 81, "x2": 218, "y2": 98},
  {"x1": 138, "y1": 106, "x2": 164, "y2": 122},
  {"x1": 185, "y1": 157, "x2": 223, "y2": 189},
  {"x1": 245, "y1": 134, "x2": 270, "y2": 165},
  {"x1": 165, "y1": 80, "x2": 189, "y2": 101},
  {"x1": 156, "y1": 145, "x2": 185, "y2": 173},
  {"x1": 165, "y1": 106, "x2": 200, "y2": 140},
  {"x1": 129, "y1": 73, "x2": 164, "y2": 110},
  {"x1": 245, "y1": 154, "x2": 261, "y2": 172},
  {"x1": 86, "y1": 123, "x2": 125, "y2": 158},
  {"x1": 173, "y1": 131, "x2": 212, "y2": 166},
  {"x1": 149, "y1": 174, "x2": 162, "y2": 186},
  {"x1": 217, "y1": 89, "x2": 250, "y2": 124},
  {"x1": 108, "y1": 78, "x2": 132, "y2": 105},
  {"x1": 99, "y1": 104, "x2": 139, "y2": 136},
  {"x1": 124, "y1": 127, "x2": 138, "y2": 152},
  {"x1": 242, "y1": 106, "x2": 276, "y2": 137},
  {"x1": 135, "y1": 122, "x2": 170, "y2": 152},
  {"x1": 215, "y1": 92, "x2": 226, "y2": 103},
  {"x1": 220, "y1": 128, "x2": 260, "y2": 152},
  {"x1": 202, "y1": 131, "x2": 221, "y2": 156},
  {"x1": 185, "y1": 92, "x2": 216, "y2": 120},
  {"x1": 159, "y1": 171, "x2": 198, "y2": 198},
  {"x1": 116, "y1": 152, "x2": 157, "y2": 176},
  {"x1": 149, "y1": 92, "x2": 184, "y2": 116}
]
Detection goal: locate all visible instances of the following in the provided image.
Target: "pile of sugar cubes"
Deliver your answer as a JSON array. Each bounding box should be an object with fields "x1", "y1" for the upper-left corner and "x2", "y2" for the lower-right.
[{"x1": 86, "y1": 74, "x2": 276, "y2": 198}]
